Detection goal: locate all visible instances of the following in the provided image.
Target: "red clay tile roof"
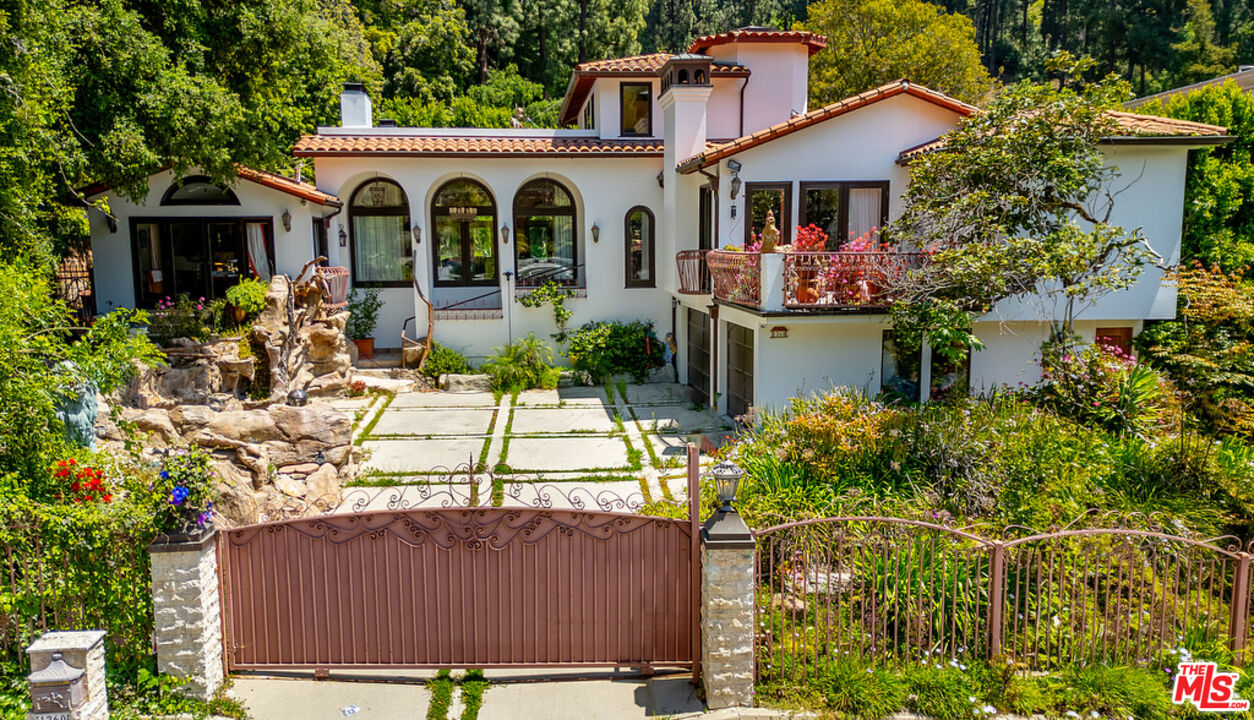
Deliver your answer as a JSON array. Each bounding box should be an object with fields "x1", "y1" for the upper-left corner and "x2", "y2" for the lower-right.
[
  {"x1": 688, "y1": 29, "x2": 828, "y2": 56},
  {"x1": 896, "y1": 110, "x2": 1231, "y2": 163},
  {"x1": 677, "y1": 80, "x2": 978, "y2": 173},
  {"x1": 234, "y1": 166, "x2": 341, "y2": 206},
  {"x1": 80, "y1": 166, "x2": 340, "y2": 206},
  {"x1": 558, "y1": 53, "x2": 750, "y2": 125},
  {"x1": 292, "y1": 134, "x2": 665, "y2": 157}
]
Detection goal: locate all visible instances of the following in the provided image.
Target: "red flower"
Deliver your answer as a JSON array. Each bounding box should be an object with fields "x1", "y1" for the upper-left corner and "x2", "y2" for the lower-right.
[{"x1": 102, "y1": 494, "x2": 112, "y2": 504}]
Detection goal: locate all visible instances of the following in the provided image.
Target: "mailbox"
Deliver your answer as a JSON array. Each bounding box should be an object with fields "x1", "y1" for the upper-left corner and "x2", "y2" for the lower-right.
[{"x1": 28, "y1": 652, "x2": 87, "y2": 717}]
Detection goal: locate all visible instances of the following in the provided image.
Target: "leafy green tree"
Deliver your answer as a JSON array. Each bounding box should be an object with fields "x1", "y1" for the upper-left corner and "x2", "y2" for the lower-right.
[
  {"x1": 803, "y1": 0, "x2": 995, "y2": 105},
  {"x1": 1139, "y1": 81, "x2": 1254, "y2": 271},
  {"x1": 383, "y1": 1, "x2": 476, "y2": 101},
  {"x1": 888, "y1": 59, "x2": 1153, "y2": 361},
  {"x1": 463, "y1": 0, "x2": 522, "y2": 83},
  {"x1": 1170, "y1": 0, "x2": 1236, "y2": 86}
]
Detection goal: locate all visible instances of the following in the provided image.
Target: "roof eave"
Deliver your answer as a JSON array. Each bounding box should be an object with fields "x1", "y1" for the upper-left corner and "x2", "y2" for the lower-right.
[
  {"x1": 1099, "y1": 135, "x2": 1234, "y2": 147},
  {"x1": 292, "y1": 150, "x2": 664, "y2": 159}
]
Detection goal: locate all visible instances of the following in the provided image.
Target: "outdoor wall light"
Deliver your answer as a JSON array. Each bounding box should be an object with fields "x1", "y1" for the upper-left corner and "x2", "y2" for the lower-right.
[
  {"x1": 729, "y1": 175, "x2": 742, "y2": 200},
  {"x1": 500, "y1": 225, "x2": 510, "y2": 244},
  {"x1": 591, "y1": 223, "x2": 600, "y2": 243},
  {"x1": 712, "y1": 460, "x2": 744, "y2": 512},
  {"x1": 412, "y1": 226, "x2": 422, "y2": 245},
  {"x1": 281, "y1": 209, "x2": 292, "y2": 232},
  {"x1": 338, "y1": 225, "x2": 348, "y2": 247}
]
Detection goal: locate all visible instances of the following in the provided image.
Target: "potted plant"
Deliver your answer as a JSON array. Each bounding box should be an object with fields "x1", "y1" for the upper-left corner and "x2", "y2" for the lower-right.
[
  {"x1": 346, "y1": 287, "x2": 383, "y2": 359},
  {"x1": 150, "y1": 447, "x2": 217, "y2": 544},
  {"x1": 225, "y1": 278, "x2": 268, "y2": 326},
  {"x1": 791, "y1": 224, "x2": 829, "y2": 305}
]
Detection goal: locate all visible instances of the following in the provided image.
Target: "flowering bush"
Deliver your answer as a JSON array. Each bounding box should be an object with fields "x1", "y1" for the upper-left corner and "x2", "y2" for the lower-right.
[
  {"x1": 840, "y1": 227, "x2": 888, "y2": 252},
  {"x1": 151, "y1": 447, "x2": 216, "y2": 534},
  {"x1": 793, "y1": 224, "x2": 829, "y2": 252},
  {"x1": 145, "y1": 294, "x2": 225, "y2": 346},
  {"x1": 53, "y1": 458, "x2": 112, "y2": 504},
  {"x1": 1034, "y1": 340, "x2": 1178, "y2": 438}
]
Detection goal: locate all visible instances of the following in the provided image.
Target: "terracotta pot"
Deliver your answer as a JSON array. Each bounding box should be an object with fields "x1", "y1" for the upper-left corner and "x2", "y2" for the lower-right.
[
  {"x1": 797, "y1": 278, "x2": 820, "y2": 304},
  {"x1": 353, "y1": 337, "x2": 375, "y2": 359},
  {"x1": 231, "y1": 305, "x2": 248, "y2": 324}
]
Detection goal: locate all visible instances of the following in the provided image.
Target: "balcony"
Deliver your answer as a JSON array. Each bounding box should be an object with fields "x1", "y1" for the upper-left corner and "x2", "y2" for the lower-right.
[
  {"x1": 702, "y1": 249, "x2": 925, "y2": 312},
  {"x1": 676, "y1": 249, "x2": 711, "y2": 295}
]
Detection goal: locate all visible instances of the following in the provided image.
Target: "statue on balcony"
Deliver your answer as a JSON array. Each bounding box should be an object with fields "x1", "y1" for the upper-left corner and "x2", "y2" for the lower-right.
[{"x1": 759, "y1": 210, "x2": 780, "y2": 253}]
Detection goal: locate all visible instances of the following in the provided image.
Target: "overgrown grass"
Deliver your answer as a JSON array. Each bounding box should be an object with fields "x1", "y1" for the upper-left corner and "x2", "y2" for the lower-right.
[
  {"x1": 427, "y1": 669, "x2": 454, "y2": 720},
  {"x1": 460, "y1": 669, "x2": 487, "y2": 720},
  {"x1": 353, "y1": 389, "x2": 395, "y2": 444}
]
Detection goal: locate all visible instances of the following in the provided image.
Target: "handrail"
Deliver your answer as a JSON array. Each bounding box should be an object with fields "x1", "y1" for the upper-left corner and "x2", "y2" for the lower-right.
[
  {"x1": 783, "y1": 251, "x2": 924, "y2": 309},
  {"x1": 402, "y1": 275, "x2": 434, "y2": 370},
  {"x1": 676, "y1": 250, "x2": 710, "y2": 295}
]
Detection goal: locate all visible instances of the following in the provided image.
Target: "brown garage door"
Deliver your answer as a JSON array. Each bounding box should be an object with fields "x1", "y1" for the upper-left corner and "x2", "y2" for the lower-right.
[
  {"x1": 687, "y1": 309, "x2": 711, "y2": 402},
  {"x1": 726, "y1": 323, "x2": 754, "y2": 420}
]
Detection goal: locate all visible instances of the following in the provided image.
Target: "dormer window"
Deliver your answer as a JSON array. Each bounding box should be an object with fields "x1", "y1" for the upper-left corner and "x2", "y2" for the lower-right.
[{"x1": 620, "y1": 82, "x2": 651, "y2": 136}]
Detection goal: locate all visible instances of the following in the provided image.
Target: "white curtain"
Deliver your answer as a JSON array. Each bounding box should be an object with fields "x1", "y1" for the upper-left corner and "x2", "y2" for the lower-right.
[
  {"x1": 246, "y1": 222, "x2": 272, "y2": 281},
  {"x1": 848, "y1": 188, "x2": 882, "y2": 242}
]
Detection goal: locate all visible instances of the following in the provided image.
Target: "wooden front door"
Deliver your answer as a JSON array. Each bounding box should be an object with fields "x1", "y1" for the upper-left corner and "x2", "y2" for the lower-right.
[
  {"x1": 726, "y1": 323, "x2": 754, "y2": 420},
  {"x1": 687, "y1": 309, "x2": 711, "y2": 402}
]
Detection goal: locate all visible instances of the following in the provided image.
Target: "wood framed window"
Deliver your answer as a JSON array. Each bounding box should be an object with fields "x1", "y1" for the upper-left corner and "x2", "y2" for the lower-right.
[
  {"x1": 745, "y1": 182, "x2": 792, "y2": 246},
  {"x1": 432, "y1": 178, "x2": 498, "y2": 287},
  {"x1": 624, "y1": 206, "x2": 655, "y2": 288},
  {"x1": 514, "y1": 178, "x2": 578, "y2": 287},
  {"x1": 582, "y1": 94, "x2": 596, "y2": 129},
  {"x1": 349, "y1": 178, "x2": 413, "y2": 287},
  {"x1": 881, "y1": 330, "x2": 920, "y2": 402},
  {"x1": 620, "y1": 82, "x2": 652, "y2": 137},
  {"x1": 129, "y1": 216, "x2": 274, "y2": 309},
  {"x1": 799, "y1": 181, "x2": 890, "y2": 249}
]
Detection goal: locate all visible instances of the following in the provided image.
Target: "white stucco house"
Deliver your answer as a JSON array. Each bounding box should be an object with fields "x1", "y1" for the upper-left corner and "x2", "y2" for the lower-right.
[{"x1": 85, "y1": 27, "x2": 1231, "y2": 418}]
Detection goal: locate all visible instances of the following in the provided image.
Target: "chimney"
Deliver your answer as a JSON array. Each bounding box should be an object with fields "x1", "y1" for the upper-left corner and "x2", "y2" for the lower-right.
[
  {"x1": 340, "y1": 82, "x2": 373, "y2": 128},
  {"x1": 659, "y1": 55, "x2": 714, "y2": 163}
]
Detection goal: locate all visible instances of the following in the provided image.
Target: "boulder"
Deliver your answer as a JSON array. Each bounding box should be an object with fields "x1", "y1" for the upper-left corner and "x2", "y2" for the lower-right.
[
  {"x1": 306, "y1": 463, "x2": 341, "y2": 506},
  {"x1": 305, "y1": 326, "x2": 343, "y2": 363},
  {"x1": 279, "y1": 463, "x2": 320, "y2": 476},
  {"x1": 441, "y1": 373, "x2": 493, "y2": 392},
  {"x1": 212, "y1": 461, "x2": 260, "y2": 526},
  {"x1": 200, "y1": 410, "x2": 281, "y2": 444},
  {"x1": 170, "y1": 404, "x2": 215, "y2": 429},
  {"x1": 269, "y1": 404, "x2": 351, "y2": 445},
  {"x1": 121, "y1": 408, "x2": 178, "y2": 446},
  {"x1": 273, "y1": 474, "x2": 308, "y2": 498}
]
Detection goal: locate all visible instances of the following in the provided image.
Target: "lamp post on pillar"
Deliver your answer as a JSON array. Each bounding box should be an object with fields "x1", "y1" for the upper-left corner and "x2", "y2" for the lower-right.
[{"x1": 700, "y1": 460, "x2": 756, "y2": 709}]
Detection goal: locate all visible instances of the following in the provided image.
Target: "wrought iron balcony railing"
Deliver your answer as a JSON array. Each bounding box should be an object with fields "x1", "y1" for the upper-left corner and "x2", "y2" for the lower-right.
[
  {"x1": 676, "y1": 250, "x2": 711, "y2": 294},
  {"x1": 704, "y1": 249, "x2": 925, "y2": 311}
]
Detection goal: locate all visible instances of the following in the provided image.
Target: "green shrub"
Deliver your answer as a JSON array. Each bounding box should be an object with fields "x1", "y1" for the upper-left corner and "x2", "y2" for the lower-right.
[
  {"x1": 1033, "y1": 339, "x2": 1178, "y2": 438},
  {"x1": 346, "y1": 287, "x2": 383, "y2": 339},
  {"x1": 815, "y1": 657, "x2": 905, "y2": 719},
  {"x1": 224, "y1": 277, "x2": 268, "y2": 321},
  {"x1": 482, "y1": 334, "x2": 557, "y2": 393},
  {"x1": 1057, "y1": 665, "x2": 1171, "y2": 720},
  {"x1": 566, "y1": 319, "x2": 663, "y2": 382},
  {"x1": 422, "y1": 342, "x2": 472, "y2": 379},
  {"x1": 903, "y1": 665, "x2": 978, "y2": 720},
  {"x1": 146, "y1": 294, "x2": 223, "y2": 346}
]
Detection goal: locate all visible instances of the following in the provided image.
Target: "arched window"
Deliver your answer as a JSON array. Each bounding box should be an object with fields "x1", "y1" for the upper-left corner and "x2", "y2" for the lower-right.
[
  {"x1": 514, "y1": 179, "x2": 577, "y2": 287},
  {"x1": 432, "y1": 179, "x2": 497, "y2": 286},
  {"x1": 625, "y1": 206, "x2": 655, "y2": 288},
  {"x1": 161, "y1": 176, "x2": 239, "y2": 205},
  {"x1": 350, "y1": 178, "x2": 412, "y2": 286}
]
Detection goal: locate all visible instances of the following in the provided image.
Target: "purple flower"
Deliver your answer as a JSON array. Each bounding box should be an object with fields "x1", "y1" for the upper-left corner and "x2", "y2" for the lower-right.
[{"x1": 170, "y1": 486, "x2": 190, "y2": 506}]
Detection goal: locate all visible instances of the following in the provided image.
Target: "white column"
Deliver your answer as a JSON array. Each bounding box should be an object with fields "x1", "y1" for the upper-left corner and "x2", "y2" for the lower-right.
[{"x1": 149, "y1": 531, "x2": 223, "y2": 700}]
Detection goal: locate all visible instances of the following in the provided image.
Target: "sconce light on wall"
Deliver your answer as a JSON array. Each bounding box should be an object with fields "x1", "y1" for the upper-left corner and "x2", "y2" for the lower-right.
[
  {"x1": 338, "y1": 225, "x2": 348, "y2": 247},
  {"x1": 281, "y1": 209, "x2": 292, "y2": 232},
  {"x1": 500, "y1": 225, "x2": 510, "y2": 244},
  {"x1": 728, "y1": 159, "x2": 743, "y2": 201},
  {"x1": 591, "y1": 223, "x2": 600, "y2": 243},
  {"x1": 412, "y1": 226, "x2": 422, "y2": 245}
]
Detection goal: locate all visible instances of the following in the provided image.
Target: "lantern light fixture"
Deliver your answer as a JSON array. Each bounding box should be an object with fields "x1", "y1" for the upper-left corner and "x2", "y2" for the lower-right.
[
  {"x1": 281, "y1": 209, "x2": 292, "y2": 232},
  {"x1": 712, "y1": 460, "x2": 744, "y2": 512},
  {"x1": 412, "y1": 226, "x2": 422, "y2": 245},
  {"x1": 338, "y1": 225, "x2": 348, "y2": 247},
  {"x1": 501, "y1": 225, "x2": 510, "y2": 244},
  {"x1": 591, "y1": 223, "x2": 600, "y2": 243}
]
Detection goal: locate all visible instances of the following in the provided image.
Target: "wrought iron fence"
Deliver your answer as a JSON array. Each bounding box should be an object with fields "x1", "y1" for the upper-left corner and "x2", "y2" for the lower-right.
[
  {"x1": 782, "y1": 252, "x2": 925, "y2": 310},
  {"x1": 707, "y1": 250, "x2": 760, "y2": 307},
  {"x1": 676, "y1": 250, "x2": 710, "y2": 294},
  {"x1": 753, "y1": 514, "x2": 1251, "y2": 691}
]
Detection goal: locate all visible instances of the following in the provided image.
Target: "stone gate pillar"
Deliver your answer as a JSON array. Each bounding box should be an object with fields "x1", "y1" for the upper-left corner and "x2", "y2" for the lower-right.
[
  {"x1": 700, "y1": 509, "x2": 756, "y2": 709},
  {"x1": 149, "y1": 530, "x2": 223, "y2": 700}
]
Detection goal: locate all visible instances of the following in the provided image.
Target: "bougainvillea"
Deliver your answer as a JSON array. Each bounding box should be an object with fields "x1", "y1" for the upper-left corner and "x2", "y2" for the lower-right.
[{"x1": 53, "y1": 459, "x2": 113, "y2": 504}]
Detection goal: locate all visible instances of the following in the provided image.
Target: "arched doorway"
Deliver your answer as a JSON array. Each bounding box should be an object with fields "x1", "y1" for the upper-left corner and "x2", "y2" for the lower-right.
[{"x1": 432, "y1": 179, "x2": 497, "y2": 286}]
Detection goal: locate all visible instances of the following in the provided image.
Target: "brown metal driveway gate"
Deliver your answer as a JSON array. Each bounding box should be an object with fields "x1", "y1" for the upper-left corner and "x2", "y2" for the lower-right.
[{"x1": 218, "y1": 507, "x2": 696, "y2": 671}]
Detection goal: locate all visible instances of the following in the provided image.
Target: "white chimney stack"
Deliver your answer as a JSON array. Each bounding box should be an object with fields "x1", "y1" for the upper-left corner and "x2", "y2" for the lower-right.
[{"x1": 340, "y1": 82, "x2": 373, "y2": 128}]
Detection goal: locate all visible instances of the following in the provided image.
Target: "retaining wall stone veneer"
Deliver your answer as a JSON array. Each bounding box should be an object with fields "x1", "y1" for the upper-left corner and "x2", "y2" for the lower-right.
[
  {"x1": 701, "y1": 513, "x2": 756, "y2": 710},
  {"x1": 149, "y1": 532, "x2": 223, "y2": 701},
  {"x1": 26, "y1": 630, "x2": 108, "y2": 720}
]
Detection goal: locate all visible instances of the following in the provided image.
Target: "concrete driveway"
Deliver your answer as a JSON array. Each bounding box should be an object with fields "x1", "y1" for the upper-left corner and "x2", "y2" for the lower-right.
[{"x1": 342, "y1": 382, "x2": 730, "y2": 509}]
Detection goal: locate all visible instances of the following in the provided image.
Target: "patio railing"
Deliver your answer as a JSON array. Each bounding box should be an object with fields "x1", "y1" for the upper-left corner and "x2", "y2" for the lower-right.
[
  {"x1": 707, "y1": 250, "x2": 760, "y2": 307},
  {"x1": 706, "y1": 249, "x2": 925, "y2": 311},
  {"x1": 783, "y1": 251, "x2": 925, "y2": 309},
  {"x1": 676, "y1": 250, "x2": 711, "y2": 295}
]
